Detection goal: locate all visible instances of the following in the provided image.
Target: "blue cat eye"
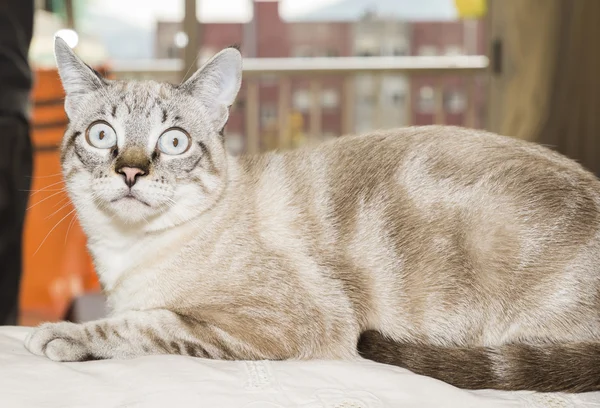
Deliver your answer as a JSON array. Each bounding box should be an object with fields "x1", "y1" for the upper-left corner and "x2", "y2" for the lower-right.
[
  {"x1": 157, "y1": 128, "x2": 190, "y2": 155},
  {"x1": 86, "y1": 121, "x2": 117, "y2": 149}
]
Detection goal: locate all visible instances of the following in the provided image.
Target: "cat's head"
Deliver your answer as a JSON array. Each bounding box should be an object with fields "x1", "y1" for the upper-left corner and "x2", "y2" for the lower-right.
[{"x1": 54, "y1": 37, "x2": 242, "y2": 231}]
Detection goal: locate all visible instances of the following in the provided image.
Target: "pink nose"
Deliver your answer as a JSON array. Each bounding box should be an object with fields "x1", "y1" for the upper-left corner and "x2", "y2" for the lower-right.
[{"x1": 116, "y1": 166, "x2": 146, "y2": 188}]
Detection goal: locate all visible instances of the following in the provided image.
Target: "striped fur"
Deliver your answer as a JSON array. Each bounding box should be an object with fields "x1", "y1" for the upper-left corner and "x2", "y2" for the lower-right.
[
  {"x1": 358, "y1": 331, "x2": 600, "y2": 392},
  {"x1": 25, "y1": 39, "x2": 600, "y2": 393}
]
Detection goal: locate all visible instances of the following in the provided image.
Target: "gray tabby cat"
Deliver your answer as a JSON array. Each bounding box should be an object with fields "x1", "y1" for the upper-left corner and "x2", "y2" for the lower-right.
[{"x1": 25, "y1": 37, "x2": 600, "y2": 393}]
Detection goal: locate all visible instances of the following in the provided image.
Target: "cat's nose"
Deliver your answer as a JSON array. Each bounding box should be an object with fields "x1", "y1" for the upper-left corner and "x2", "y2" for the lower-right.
[{"x1": 116, "y1": 166, "x2": 147, "y2": 188}]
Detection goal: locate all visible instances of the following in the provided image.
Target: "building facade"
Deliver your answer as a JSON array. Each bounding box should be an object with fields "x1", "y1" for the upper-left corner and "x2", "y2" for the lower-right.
[
  {"x1": 155, "y1": 0, "x2": 486, "y2": 152},
  {"x1": 157, "y1": 0, "x2": 350, "y2": 152},
  {"x1": 351, "y1": 13, "x2": 411, "y2": 133},
  {"x1": 410, "y1": 19, "x2": 486, "y2": 127}
]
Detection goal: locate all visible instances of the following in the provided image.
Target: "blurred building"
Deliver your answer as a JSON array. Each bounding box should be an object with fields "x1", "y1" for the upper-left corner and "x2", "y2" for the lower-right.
[
  {"x1": 305, "y1": 0, "x2": 485, "y2": 128},
  {"x1": 157, "y1": 0, "x2": 350, "y2": 151},
  {"x1": 351, "y1": 13, "x2": 410, "y2": 133},
  {"x1": 155, "y1": 0, "x2": 485, "y2": 148},
  {"x1": 297, "y1": 0, "x2": 457, "y2": 21},
  {"x1": 411, "y1": 19, "x2": 486, "y2": 127}
]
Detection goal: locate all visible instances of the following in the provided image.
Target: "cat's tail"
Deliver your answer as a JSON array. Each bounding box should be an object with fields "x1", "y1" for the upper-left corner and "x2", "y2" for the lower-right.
[{"x1": 357, "y1": 330, "x2": 600, "y2": 392}]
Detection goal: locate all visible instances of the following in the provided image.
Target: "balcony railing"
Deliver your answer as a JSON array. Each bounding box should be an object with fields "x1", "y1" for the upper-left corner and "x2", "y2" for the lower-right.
[{"x1": 112, "y1": 55, "x2": 489, "y2": 154}]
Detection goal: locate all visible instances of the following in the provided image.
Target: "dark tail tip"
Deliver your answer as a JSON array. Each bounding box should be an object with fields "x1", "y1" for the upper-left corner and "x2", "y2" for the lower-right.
[{"x1": 358, "y1": 330, "x2": 600, "y2": 393}]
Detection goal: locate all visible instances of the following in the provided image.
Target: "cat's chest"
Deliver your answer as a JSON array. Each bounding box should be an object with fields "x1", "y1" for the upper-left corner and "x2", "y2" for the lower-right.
[
  {"x1": 94, "y1": 248, "x2": 137, "y2": 289},
  {"x1": 95, "y1": 244, "x2": 188, "y2": 312},
  {"x1": 91, "y1": 230, "x2": 219, "y2": 312},
  {"x1": 91, "y1": 231, "x2": 186, "y2": 292},
  {"x1": 91, "y1": 247, "x2": 142, "y2": 299}
]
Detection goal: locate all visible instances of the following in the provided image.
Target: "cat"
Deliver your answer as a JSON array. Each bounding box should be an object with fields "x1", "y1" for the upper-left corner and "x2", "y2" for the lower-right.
[{"x1": 25, "y1": 37, "x2": 600, "y2": 393}]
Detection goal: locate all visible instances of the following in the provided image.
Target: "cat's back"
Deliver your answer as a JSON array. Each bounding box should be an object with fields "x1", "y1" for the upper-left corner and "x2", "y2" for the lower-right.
[
  {"x1": 280, "y1": 125, "x2": 600, "y2": 198},
  {"x1": 239, "y1": 125, "x2": 600, "y2": 232},
  {"x1": 256, "y1": 125, "x2": 600, "y2": 253},
  {"x1": 309, "y1": 125, "x2": 590, "y2": 178}
]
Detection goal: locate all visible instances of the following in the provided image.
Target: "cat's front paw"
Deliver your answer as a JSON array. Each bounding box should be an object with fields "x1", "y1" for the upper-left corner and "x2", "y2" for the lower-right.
[{"x1": 24, "y1": 322, "x2": 92, "y2": 362}]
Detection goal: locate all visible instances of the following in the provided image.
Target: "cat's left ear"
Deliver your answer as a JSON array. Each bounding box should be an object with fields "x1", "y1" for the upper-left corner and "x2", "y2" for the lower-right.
[{"x1": 180, "y1": 47, "x2": 242, "y2": 132}]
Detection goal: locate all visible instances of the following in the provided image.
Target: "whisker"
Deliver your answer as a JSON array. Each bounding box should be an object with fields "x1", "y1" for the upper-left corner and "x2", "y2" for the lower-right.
[
  {"x1": 45, "y1": 202, "x2": 73, "y2": 220},
  {"x1": 29, "y1": 180, "x2": 66, "y2": 195},
  {"x1": 21, "y1": 188, "x2": 65, "y2": 193},
  {"x1": 34, "y1": 209, "x2": 76, "y2": 256},
  {"x1": 64, "y1": 214, "x2": 78, "y2": 244},
  {"x1": 25, "y1": 172, "x2": 63, "y2": 179},
  {"x1": 179, "y1": 52, "x2": 202, "y2": 86},
  {"x1": 26, "y1": 190, "x2": 68, "y2": 211},
  {"x1": 51, "y1": 196, "x2": 70, "y2": 209},
  {"x1": 89, "y1": 192, "x2": 118, "y2": 223}
]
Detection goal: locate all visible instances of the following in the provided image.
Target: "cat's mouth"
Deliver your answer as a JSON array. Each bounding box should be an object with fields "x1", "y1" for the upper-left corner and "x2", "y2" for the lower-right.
[{"x1": 111, "y1": 192, "x2": 151, "y2": 207}]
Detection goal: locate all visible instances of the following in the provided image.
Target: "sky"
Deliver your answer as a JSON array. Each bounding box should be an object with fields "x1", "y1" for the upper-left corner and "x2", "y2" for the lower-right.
[{"x1": 90, "y1": 0, "x2": 342, "y2": 27}]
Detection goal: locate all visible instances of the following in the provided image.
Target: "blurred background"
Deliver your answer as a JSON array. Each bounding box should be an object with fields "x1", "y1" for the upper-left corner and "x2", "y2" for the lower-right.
[{"x1": 19, "y1": 0, "x2": 600, "y2": 324}]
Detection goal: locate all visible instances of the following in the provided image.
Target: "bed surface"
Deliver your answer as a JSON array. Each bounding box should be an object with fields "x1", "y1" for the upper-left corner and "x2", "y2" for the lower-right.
[{"x1": 1, "y1": 327, "x2": 599, "y2": 408}]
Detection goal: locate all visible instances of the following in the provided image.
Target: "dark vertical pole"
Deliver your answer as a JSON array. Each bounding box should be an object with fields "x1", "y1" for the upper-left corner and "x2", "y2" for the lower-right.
[{"x1": 182, "y1": 0, "x2": 199, "y2": 82}]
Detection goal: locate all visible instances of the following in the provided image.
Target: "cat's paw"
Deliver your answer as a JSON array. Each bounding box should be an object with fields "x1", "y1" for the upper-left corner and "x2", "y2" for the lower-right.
[{"x1": 24, "y1": 322, "x2": 91, "y2": 362}]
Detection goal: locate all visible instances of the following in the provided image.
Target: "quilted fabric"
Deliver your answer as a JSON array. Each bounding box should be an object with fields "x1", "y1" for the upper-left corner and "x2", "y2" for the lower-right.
[{"x1": 1, "y1": 327, "x2": 600, "y2": 407}]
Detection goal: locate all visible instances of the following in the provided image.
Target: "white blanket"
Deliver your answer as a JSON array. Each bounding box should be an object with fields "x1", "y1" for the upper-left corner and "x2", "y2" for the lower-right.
[{"x1": 1, "y1": 327, "x2": 599, "y2": 408}]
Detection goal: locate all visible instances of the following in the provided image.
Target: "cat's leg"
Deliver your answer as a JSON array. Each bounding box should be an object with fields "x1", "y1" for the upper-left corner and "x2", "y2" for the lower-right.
[
  {"x1": 26, "y1": 310, "x2": 183, "y2": 361},
  {"x1": 24, "y1": 308, "x2": 352, "y2": 362},
  {"x1": 24, "y1": 309, "x2": 241, "y2": 361}
]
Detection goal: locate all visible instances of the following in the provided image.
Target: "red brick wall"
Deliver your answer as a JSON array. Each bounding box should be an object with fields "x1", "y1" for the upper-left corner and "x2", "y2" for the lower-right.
[
  {"x1": 201, "y1": 23, "x2": 244, "y2": 52},
  {"x1": 410, "y1": 20, "x2": 486, "y2": 128},
  {"x1": 255, "y1": 1, "x2": 289, "y2": 58}
]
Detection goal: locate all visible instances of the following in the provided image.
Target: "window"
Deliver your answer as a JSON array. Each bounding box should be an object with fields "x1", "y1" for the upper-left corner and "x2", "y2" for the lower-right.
[
  {"x1": 359, "y1": 94, "x2": 376, "y2": 106},
  {"x1": 293, "y1": 89, "x2": 311, "y2": 112},
  {"x1": 324, "y1": 49, "x2": 339, "y2": 57},
  {"x1": 383, "y1": 40, "x2": 408, "y2": 57},
  {"x1": 445, "y1": 45, "x2": 464, "y2": 56},
  {"x1": 357, "y1": 51, "x2": 376, "y2": 57},
  {"x1": 418, "y1": 45, "x2": 438, "y2": 56},
  {"x1": 382, "y1": 76, "x2": 407, "y2": 106},
  {"x1": 292, "y1": 46, "x2": 312, "y2": 58},
  {"x1": 355, "y1": 37, "x2": 380, "y2": 57},
  {"x1": 391, "y1": 92, "x2": 405, "y2": 106},
  {"x1": 393, "y1": 47, "x2": 407, "y2": 56},
  {"x1": 260, "y1": 105, "x2": 277, "y2": 128},
  {"x1": 418, "y1": 86, "x2": 435, "y2": 113},
  {"x1": 321, "y1": 89, "x2": 339, "y2": 109},
  {"x1": 444, "y1": 89, "x2": 467, "y2": 114},
  {"x1": 167, "y1": 45, "x2": 178, "y2": 59}
]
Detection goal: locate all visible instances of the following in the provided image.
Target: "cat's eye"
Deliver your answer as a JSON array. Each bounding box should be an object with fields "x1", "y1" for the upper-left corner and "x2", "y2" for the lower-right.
[
  {"x1": 86, "y1": 121, "x2": 117, "y2": 149},
  {"x1": 157, "y1": 128, "x2": 190, "y2": 155}
]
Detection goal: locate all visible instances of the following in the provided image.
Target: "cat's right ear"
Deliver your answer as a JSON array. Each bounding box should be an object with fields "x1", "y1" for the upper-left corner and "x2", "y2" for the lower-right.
[{"x1": 54, "y1": 36, "x2": 106, "y2": 118}]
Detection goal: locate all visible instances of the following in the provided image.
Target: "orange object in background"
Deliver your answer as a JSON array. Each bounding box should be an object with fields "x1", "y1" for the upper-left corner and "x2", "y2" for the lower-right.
[{"x1": 19, "y1": 67, "x2": 107, "y2": 326}]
